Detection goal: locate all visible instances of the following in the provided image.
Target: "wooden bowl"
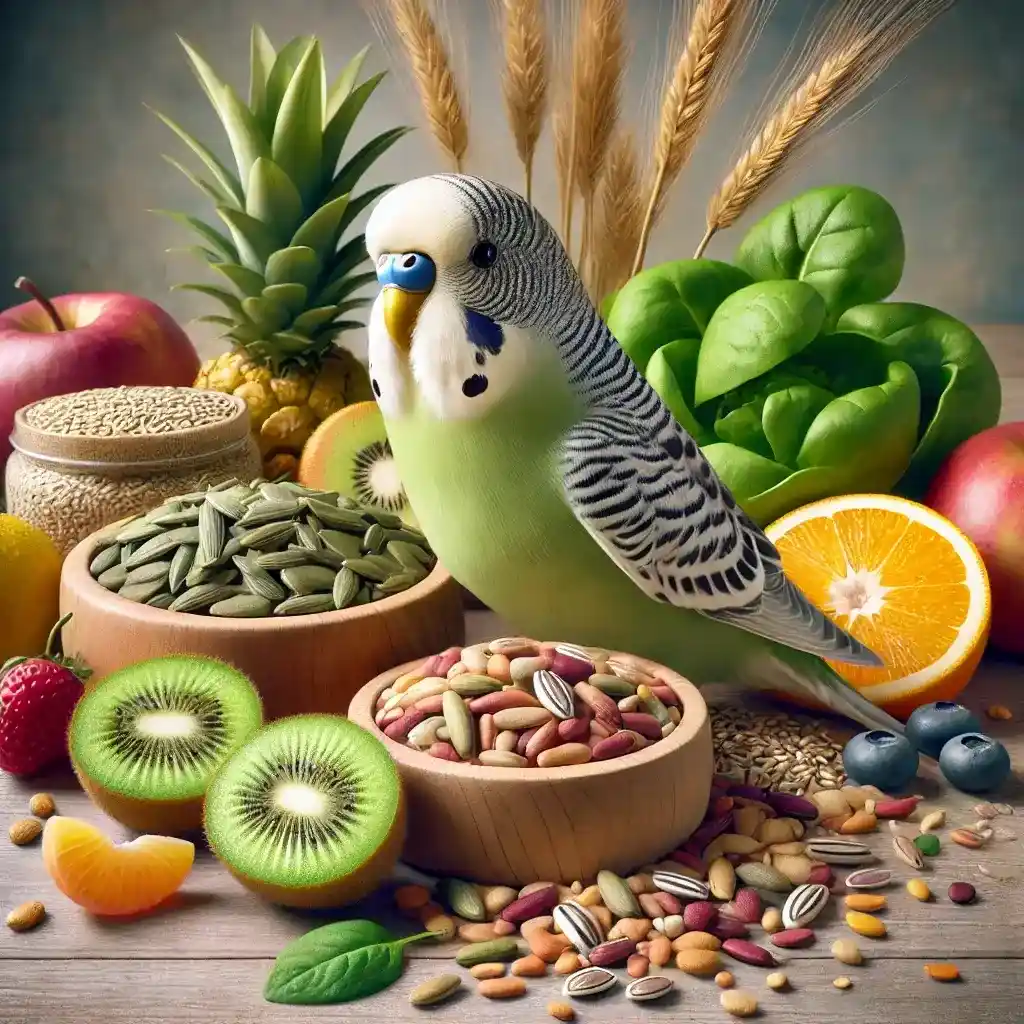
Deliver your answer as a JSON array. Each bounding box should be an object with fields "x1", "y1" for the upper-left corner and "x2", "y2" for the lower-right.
[
  {"x1": 59, "y1": 528, "x2": 466, "y2": 721},
  {"x1": 349, "y1": 652, "x2": 714, "y2": 887}
]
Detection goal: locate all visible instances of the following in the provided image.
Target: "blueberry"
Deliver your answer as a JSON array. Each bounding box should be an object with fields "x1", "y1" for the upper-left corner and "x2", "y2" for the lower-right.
[
  {"x1": 905, "y1": 701, "x2": 982, "y2": 759},
  {"x1": 843, "y1": 729, "x2": 920, "y2": 792},
  {"x1": 938, "y1": 732, "x2": 1011, "y2": 794}
]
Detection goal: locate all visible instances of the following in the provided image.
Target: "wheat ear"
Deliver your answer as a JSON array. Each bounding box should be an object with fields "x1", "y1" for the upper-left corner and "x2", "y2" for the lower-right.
[
  {"x1": 383, "y1": 0, "x2": 469, "y2": 172},
  {"x1": 499, "y1": 0, "x2": 549, "y2": 203},
  {"x1": 572, "y1": 0, "x2": 627, "y2": 271},
  {"x1": 631, "y1": 0, "x2": 742, "y2": 275},
  {"x1": 697, "y1": 0, "x2": 956, "y2": 256},
  {"x1": 588, "y1": 132, "x2": 644, "y2": 302}
]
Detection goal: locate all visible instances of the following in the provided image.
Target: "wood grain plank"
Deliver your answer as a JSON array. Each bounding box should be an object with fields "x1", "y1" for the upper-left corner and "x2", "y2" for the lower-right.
[{"x1": 1, "y1": 956, "x2": 1021, "y2": 1024}]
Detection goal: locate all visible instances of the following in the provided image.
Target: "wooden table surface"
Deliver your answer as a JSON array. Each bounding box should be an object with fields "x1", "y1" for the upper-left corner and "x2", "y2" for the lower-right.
[{"x1": 2, "y1": 326, "x2": 1023, "y2": 1022}]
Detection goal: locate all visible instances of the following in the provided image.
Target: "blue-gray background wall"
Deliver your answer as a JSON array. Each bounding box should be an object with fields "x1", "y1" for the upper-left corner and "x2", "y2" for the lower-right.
[{"x1": 1, "y1": 0, "x2": 1021, "y2": 362}]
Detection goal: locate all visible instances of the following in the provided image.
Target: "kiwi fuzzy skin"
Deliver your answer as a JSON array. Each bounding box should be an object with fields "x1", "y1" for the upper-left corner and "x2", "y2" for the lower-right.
[{"x1": 205, "y1": 788, "x2": 407, "y2": 909}]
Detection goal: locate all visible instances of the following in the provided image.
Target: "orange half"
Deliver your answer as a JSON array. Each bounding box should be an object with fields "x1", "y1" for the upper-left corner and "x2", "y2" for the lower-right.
[
  {"x1": 42, "y1": 816, "x2": 195, "y2": 917},
  {"x1": 765, "y1": 493, "x2": 991, "y2": 719}
]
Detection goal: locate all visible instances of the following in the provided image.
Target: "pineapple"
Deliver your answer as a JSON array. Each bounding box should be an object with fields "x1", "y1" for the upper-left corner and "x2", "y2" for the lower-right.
[{"x1": 152, "y1": 27, "x2": 409, "y2": 476}]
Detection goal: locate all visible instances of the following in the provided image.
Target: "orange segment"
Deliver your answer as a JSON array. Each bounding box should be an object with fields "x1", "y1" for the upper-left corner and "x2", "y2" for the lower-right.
[
  {"x1": 766, "y1": 493, "x2": 991, "y2": 719},
  {"x1": 42, "y1": 816, "x2": 194, "y2": 917}
]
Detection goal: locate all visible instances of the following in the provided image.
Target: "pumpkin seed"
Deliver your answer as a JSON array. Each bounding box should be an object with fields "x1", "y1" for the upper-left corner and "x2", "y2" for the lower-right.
[
  {"x1": 596, "y1": 870, "x2": 642, "y2": 919},
  {"x1": 237, "y1": 498, "x2": 301, "y2": 527},
  {"x1": 272, "y1": 593, "x2": 337, "y2": 616},
  {"x1": 332, "y1": 567, "x2": 360, "y2": 609},
  {"x1": 125, "y1": 530, "x2": 196, "y2": 569},
  {"x1": 321, "y1": 530, "x2": 363, "y2": 559},
  {"x1": 455, "y1": 939, "x2": 521, "y2": 968},
  {"x1": 151, "y1": 507, "x2": 202, "y2": 527},
  {"x1": 444, "y1": 879, "x2": 487, "y2": 922},
  {"x1": 363, "y1": 523, "x2": 386, "y2": 553},
  {"x1": 142, "y1": 502, "x2": 183, "y2": 522},
  {"x1": 294, "y1": 522, "x2": 323, "y2": 550},
  {"x1": 89, "y1": 544, "x2": 122, "y2": 576},
  {"x1": 97, "y1": 564, "x2": 129, "y2": 591},
  {"x1": 236, "y1": 522, "x2": 295, "y2": 549},
  {"x1": 209, "y1": 594, "x2": 273, "y2": 618},
  {"x1": 234, "y1": 556, "x2": 287, "y2": 602},
  {"x1": 168, "y1": 583, "x2": 237, "y2": 613},
  {"x1": 119, "y1": 579, "x2": 167, "y2": 603},
  {"x1": 302, "y1": 498, "x2": 367, "y2": 530},
  {"x1": 378, "y1": 571, "x2": 423, "y2": 594},
  {"x1": 734, "y1": 863, "x2": 793, "y2": 892},
  {"x1": 280, "y1": 565, "x2": 338, "y2": 595},
  {"x1": 204, "y1": 490, "x2": 248, "y2": 520},
  {"x1": 308, "y1": 547, "x2": 345, "y2": 570},
  {"x1": 115, "y1": 521, "x2": 164, "y2": 545},
  {"x1": 255, "y1": 549, "x2": 316, "y2": 570},
  {"x1": 342, "y1": 557, "x2": 390, "y2": 583},
  {"x1": 124, "y1": 560, "x2": 172, "y2": 586},
  {"x1": 168, "y1": 545, "x2": 196, "y2": 594},
  {"x1": 258, "y1": 482, "x2": 296, "y2": 502},
  {"x1": 197, "y1": 500, "x2": 226, "y2": 567},
  {"x1": 409, "y1": 974, "x2": 462, "y2": 1007},
  {"x1": 587, "y1": 674, "x2": 636, "y2": 698},
  {"x1": 449, "y1": 674, "x2": 504, "y2": 698},
  {"x1": 442, "y1": 690, "x2": 476, "y2": 759},
  {"x1": 363, "y1": 506, "x2": 405, "y2": 528},
  {"x1": 145, "y1": 592, "x2": 175, "y2": 609}
]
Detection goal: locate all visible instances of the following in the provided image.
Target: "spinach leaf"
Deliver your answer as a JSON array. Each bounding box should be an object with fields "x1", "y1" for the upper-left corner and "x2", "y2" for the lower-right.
[
  {"x1": 762, "y1": 383, "x2": 835, "y2": 467},
  {"x1": 606, "y1": 259, "x2": 752, "y2": 373},
  {"x1": 264, "y1": 920, "x2": 435, "y2": 1005},
  {"x1": 837, "y1": 302, "x2": 1002, "y2": 497},
  {"x1": 694, "y1": 281, "x2": 826, "y2": 406},
  {"x1": 644, "y1": 337, "x2": 711, "y2": 442},
  {"x1": 735, "y1": 185, "x2": 905, "y2": 325}
]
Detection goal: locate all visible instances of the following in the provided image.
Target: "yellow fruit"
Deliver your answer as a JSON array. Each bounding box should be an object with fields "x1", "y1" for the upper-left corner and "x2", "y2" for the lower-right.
[
  {"x1": 193, "y1": 347, "x2": 374, "y2": 476},
  {"x1": 765, "y1": 493, "x2": 991, "y2": 719},
  {"x1": 0, "y1": 515, "x2": 63, "y2": 667}
]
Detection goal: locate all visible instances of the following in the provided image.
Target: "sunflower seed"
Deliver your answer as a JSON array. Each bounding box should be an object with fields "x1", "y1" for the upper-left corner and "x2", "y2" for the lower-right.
[
  {"x1": 332, "y1": 567, "x2": 360, "y2": 609},
  {"x1": 805, "y1": 838, "x2": 873, "y2": 865},
  {"x1": 236, "y1": 522, "x2": 295, "y2": 550},
  {"x1": 363, "y1": 506, "x2": 405, "y2": 528},
  {"x1": 782, "y1": 883, "x2": 830, "y2": 929},
  {"x1": 89, "y1": 544, "x2": 122, "y2": 576},
  {"x1": 272, "y1": 593, "x2": 337, "y2": 616},
  {"x1": 280, "y1": 565, "x2": 338, "y2": 595},
  {"x1": 204, "y1": 490, "x2": 248, "y2": 520},
  {"x1": 534, "y1": 670, "x2": 576, "y2": 720},
  {"x1": 388, "y1": 539, "x2": 433, "y2": 569},
  {"x1": 198, "y1": 500, "x2": 226, "y2": 566},
  {"x1": 652, "y1": 871, "x2": 711, "y2": 902},
  {"x1": 145, "y1": 592, "x2": 175, "y2": 609},
  {"x1": 294, "y1": 522, "x2": 323, "y2": 550},
  {"x1": 209, "y1": 594, "x2": 273, "y2": 618},
  {"x1": 232, "y1": 555, "x2": 287, "y2": 602},
  {"x1": 115, "y1": 520, "x2": 165, "y2": 544},
  {"x1": 361, "y1": 522, "x2": 385, "y2": 553},
  {"x1": 302, "y1": 498, "x2": 367, "y2": 531},
  {"x1": 258, "y1": 482, "x2": 296, "y2": 502},
  {"x1": 307, "y1": 547, "x2": 346, "y2": 570},
  {"x1": 563, "y1": 966, "x2": 617, "y2": 999},
  {"x1": 625, "y1": 976, "x2": 674, "y2": 1003},
  {"x1": 554, "y1": 902, "x2": 604, "y2": 954},
  {"x1": 168, "y1": 545, "x2": 196, "y2": 595},
  {"x1": 124, "y1": 531, "x2": 191, "y2": 569},
  {"x1": 151, "y1": 507, "x2": 201, "y2": 527}
]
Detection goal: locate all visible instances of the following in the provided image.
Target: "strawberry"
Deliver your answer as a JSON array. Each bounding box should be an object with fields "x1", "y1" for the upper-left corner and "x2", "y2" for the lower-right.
[{"x1": 0, "y1": 613, "x2": 91, "y2": 776}]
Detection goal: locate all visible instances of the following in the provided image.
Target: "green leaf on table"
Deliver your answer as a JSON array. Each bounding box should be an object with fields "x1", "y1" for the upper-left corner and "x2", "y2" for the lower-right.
[
  {"x1": 735, "y1": 184, "x2": 905, "y2": 326},
  {"x1": 695, "y1": 280, "x2": 826, "y2": 406}
]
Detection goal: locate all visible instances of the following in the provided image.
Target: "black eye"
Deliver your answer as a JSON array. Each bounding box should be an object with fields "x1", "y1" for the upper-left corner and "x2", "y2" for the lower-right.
[{"x1": 470, "y1": 241, "x2": 498, "y2": 269}]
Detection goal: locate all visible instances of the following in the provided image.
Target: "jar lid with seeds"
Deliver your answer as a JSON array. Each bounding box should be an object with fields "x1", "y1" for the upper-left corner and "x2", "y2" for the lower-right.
[{"x1": 4, "y1": 386, "x2": 263, "y2": 554}]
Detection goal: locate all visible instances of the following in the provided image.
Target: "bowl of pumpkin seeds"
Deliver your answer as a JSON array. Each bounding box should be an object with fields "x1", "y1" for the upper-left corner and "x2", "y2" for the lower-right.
[{"x1": 57, "y1": 476, "x2": 466, "y2": 719}]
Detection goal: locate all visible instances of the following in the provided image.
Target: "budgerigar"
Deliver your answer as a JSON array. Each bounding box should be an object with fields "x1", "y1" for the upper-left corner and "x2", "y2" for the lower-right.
[{"x1": 364, "y1": 173, "x2": 904, "y2": 734}]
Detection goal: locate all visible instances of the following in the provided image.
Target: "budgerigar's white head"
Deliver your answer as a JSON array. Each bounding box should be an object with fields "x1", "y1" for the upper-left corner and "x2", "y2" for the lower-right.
[{"x1": 364, "y1": 174, "x2": 581, "y2": 422}]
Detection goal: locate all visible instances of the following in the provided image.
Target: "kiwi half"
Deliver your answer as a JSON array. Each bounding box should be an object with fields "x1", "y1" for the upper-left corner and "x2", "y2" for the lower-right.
[
  {"x1": 298, "y1": 401, "x2": 417, "y2": 526},
  {"x1": 69, "y1": 655, "x2": 263, "y2": 835},
  {"x1": 204, "y1": 714, "x2": 405, "y2": 908}
]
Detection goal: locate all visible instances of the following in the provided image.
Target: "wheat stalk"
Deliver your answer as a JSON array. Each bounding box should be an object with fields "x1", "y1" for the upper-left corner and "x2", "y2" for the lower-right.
[
  {"x1": 588, "y1": 131, "x2": 644, "y2": 302},
  {"x1": 499, "y1": 0, "x2": 549, "y2": 203},
  {"x1": 571, "y1": 0, "x2": 627, "y2": 270},
  {"x1": 697, "y1": 0, "x2": 956, "y2": 257},
  {"x1": 631, "y1": 0, "x2": 743, "y2": 275},
  {"x1": 382, "y1": 0, "x2": 469, "y2": 172}
]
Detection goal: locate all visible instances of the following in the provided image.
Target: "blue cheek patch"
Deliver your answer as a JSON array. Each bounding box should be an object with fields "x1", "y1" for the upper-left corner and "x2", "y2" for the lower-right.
[{"x1": 465, "y1": 308, "x2": 504, "y2": 356}]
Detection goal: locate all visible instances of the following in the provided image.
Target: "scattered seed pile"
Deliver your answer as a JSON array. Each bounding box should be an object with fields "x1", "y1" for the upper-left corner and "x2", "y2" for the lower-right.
[
  {"x1": 375, "y1": 639, "x2": 681, "y2": 767},
  {"x1": 88, "y1": 477, "x2": 436, "y2": 617},
  {"x1": 710, "y1": 704, "x2": 848, "y2": 794},
  {"x1": 384, "y1": 773, "x2": 1015, "y2": 1017},
  {"x1": 7, "y1": 387, "x2": 262, "y2": 553},
  {"x1": 22, "y1": 387, "x2": 240, "y2": 436}
]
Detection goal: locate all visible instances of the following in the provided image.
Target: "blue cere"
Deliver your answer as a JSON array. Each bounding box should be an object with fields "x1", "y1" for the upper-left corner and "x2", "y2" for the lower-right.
[
  {"x1": 376, "y1": 252, "x2": 436, "y2": 292},
  {"x1": 465, "y1": 308, "x2": 504, "y2": 356}
]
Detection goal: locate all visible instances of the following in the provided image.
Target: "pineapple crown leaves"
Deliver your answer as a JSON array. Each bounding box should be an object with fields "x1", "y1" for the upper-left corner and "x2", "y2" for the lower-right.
[{"x1": 149, "y1": 24, "x2": 414, "y2": 371}]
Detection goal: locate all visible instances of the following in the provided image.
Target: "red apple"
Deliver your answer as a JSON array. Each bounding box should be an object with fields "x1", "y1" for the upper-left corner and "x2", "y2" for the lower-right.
[
  {"x1": 0, "y1": 278, "x2": 200, "y2": 467},
  {"x1": 924, "y1": 421, "x2": 1024, "y2": 656}
]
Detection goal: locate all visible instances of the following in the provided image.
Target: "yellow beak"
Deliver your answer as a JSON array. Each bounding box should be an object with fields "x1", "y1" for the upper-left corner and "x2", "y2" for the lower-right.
[{"x1": 382, "y1": 286, "x2": 430, "y2": 353}]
